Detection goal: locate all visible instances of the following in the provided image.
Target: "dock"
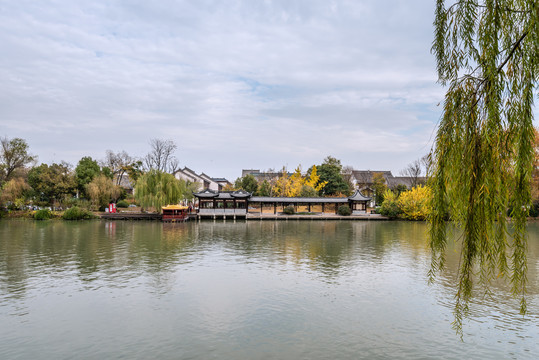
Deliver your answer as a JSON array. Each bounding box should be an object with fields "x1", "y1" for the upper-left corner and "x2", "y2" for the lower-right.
[
  {"x1": 99, "y1": 212, "x2": 387, "y2": 221},
  {"x1": 100, "y1": 213, "x2": 163, "y2": 220}
]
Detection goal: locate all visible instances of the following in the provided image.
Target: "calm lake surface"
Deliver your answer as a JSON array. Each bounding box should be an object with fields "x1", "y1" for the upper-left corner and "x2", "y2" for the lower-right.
[{"x1": 1, "y1": 220, "x2": 538, "y2": 359}]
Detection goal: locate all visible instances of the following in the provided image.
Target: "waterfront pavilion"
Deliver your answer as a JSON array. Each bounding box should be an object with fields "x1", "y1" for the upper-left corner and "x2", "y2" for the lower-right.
[
  {"x1": 195, "y1": 189, "x2": 251, "y2": 216},
  {"x1": 193, "y1": 189, "x2": 371, "y2": 217}
]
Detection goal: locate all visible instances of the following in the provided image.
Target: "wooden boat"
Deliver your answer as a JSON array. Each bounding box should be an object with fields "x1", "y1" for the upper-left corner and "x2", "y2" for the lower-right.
[{"x1": 162, "y1": 205, "x2": 189, "y2": 222}]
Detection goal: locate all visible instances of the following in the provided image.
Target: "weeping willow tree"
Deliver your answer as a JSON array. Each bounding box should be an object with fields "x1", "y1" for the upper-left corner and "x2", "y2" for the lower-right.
[
  {"x1": 134, "y1": 170, "x2": 184, "y2": 213},
  {"x1": 429, "y1": 1, "x2": 538, "y2": 335}
]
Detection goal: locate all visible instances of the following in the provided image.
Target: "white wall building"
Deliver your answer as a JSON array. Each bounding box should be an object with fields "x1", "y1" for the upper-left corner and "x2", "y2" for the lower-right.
[{"x1": 174, "y1": 167, "x2": 230, "y2": 191}]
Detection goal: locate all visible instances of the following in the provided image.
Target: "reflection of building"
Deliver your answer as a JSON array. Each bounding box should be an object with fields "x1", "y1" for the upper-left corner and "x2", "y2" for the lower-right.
[
  {"x1": 194, "y1": 189, "x2": 371, "y2": 218},
  {"x1": 174, "y1": 167, "x2": 231, "y2": 191}
]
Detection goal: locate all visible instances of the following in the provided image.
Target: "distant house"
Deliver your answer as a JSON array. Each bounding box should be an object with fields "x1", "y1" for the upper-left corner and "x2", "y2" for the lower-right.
[
  {"x1": 212, "y1": 177, "x2": 232, "y2": 190},
  {"x1": 242, "y1": 169, "x2": 292, "y2": 182},
  {"x1": 174, "y1": 167, "x2": 231, "y2": 191},
  {"x1": 352, "y1": 170, "x2": 426, "y2": 191},
  {"x1": 115, "y1": 174, "x2": 134, "y2": 194}
]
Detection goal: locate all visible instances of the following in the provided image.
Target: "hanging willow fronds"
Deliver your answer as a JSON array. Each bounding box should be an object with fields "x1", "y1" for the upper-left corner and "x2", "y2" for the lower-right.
[
  {"x1": 429, "y1": 0, "x2": 538, "y2": 336},
  {"x1": 134, "y1": 170, "x2": 185, "y2": 213}
]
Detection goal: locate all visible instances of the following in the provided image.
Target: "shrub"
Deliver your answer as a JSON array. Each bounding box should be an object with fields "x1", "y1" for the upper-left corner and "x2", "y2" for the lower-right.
[
  {"x1": 283, "y1": 205, "x2": 295, "y2": 215},
  {"x1": 338, "y1": 204, "x2": 352, "y2": 216},
  {"x1": 398, "y1": 185, "x2": 432, "y2": 220},
  {"x1": 34, "y1": 209, "x2": 52, "y2": 220},
  {"x1": 379, "y1": 189, "x2": 402, "y2": 218},
  {"x1": 62, "y1": 206, "x2": 95, "y2": 220},
  {"x1": 117, "y1": 200, "x2": 129, "y2": 208}
]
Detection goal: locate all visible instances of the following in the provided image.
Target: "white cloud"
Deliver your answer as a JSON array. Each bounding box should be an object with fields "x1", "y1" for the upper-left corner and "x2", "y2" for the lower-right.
[{"x1": 0, "y1": 0, "x2": 442, "y2": 180}]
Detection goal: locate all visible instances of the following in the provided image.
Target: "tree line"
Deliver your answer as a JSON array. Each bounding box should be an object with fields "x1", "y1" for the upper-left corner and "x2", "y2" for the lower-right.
[
  {"x1": 1, "y1": 136, "x2": 433, "y2": 215},
  {"x1": 0, "y1": 137, "x2": 195, "y2": 214},
  {"x1": 231, "y1": 156, "x2": 352, "y2": 197}
]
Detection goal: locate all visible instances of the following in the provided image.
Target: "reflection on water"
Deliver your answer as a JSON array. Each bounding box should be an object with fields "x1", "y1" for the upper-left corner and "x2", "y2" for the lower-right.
[{"x1": 0, "y1": 220, "x2": 538, "y2": 359}]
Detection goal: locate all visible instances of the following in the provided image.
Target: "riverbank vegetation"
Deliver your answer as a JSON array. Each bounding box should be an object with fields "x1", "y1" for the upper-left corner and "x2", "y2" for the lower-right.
[
  {"x1": 0, "y1": 137, "x2": 197, "y2": 217},
  {"x1": 379, "y1": 186, "x2": 432, "y2": 220},
  {"x1": 62, "y1": 206, "x2": 96, "y2": 220}
]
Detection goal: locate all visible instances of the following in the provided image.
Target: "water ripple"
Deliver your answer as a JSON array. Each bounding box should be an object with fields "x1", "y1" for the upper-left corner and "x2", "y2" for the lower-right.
[{"x1": 0, "y1": 220, "x2": 538, "y2": 359}]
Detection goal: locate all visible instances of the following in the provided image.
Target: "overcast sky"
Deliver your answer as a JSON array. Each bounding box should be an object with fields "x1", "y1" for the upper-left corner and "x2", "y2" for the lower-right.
[{"x1": 1, "y1": 0, "x2": 444, "y2": 181}]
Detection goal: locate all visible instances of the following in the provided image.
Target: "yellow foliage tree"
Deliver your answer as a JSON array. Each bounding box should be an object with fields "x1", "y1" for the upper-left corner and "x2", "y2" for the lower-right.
[
  {"x1": 271, "y1": 165, "x2": 329, "y2": 197},
  {"x1": 272, "y1": 168, "x2": 290, "y2": 197},
  {"x1": 398, "y1": 185, "x2": 431, "y2": 221},
  {"x1": 305, "y1": 165, "x2": 327, "y2": 192},
  {"x1": 287, "y1": 167, "x2": 304, "y2": 197}
]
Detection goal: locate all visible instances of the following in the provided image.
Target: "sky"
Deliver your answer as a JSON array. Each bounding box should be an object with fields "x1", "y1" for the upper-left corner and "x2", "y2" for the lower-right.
[{"x1": 0, "y1": 0, "x2": 444, "y2": 181}]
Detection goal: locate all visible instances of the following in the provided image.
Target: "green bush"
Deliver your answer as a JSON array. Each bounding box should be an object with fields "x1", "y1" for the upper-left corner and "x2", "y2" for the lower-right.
[
  {"x1": 283, "y1": 205, "x2": 295, "y2": 215},
  {"x1": 338, "y1": 205, "x2": 351, "y2": 216},
  {"x1": 379, "y1": 190, "x2": 402, "y2": 218},
  {"x1": 64, "y1": 198, "x2": 91, "y2": 210},
  {"x1": 62, "y1": 206, "x2": 95, "y2": 220},
  {"x1": 34, "y1": 209, "x2": 52, "y2": 220},
  {"x1": 117, "y1": 200, "x2": 129, "y2": 208}
]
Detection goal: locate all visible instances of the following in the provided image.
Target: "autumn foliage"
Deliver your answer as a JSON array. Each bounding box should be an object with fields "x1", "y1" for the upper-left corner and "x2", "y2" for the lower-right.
[{"x1": 379, "y1": 185, "x2": 432, "y2": 220}]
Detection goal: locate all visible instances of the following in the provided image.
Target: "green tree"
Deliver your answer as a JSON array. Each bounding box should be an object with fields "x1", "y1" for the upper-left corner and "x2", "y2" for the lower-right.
[
  {"x1": 258, "y1": 179, "x2": 272, "y2": 196},
  {"x1": 0, "y1": 137, "x2": 36, "y2": 184},
  {"x1": 317, "y1": 156, "x2": 350, "y2": 196},
  {"x1": 236, "y1": 174, "x2": 259, "y2": 194},
  {"x1": 101, "y1": 167, "x2": 113, "y2": 180},
  {"x1": 299, "y1": 184, "x2": 318, "y2": 197},
  {"x1": 27, "y1": 162, "x2": 77, "y2": 205},
  {"x1": 430, "y1": 1, "x2": 538, "y2": 334},
  {"x1": 134, "y1": 170, "x2": 184, "y2": 213},
  {"x1": 75, "y1": 157, "x2": 101, "y2": 198},
  {"x1": 394, "y1": 184, "x2": 408, "y2": 196},
  {"x1": 379, "y1": 189, "x2": 401, "y2": 218},
  {"x1": 372, "y1": 172, "x2": 387, "y2": 205},
  {"x1": 183, "y1": 180, "x2": 200, "y2": 200},
  {"x1": 126, "y1": 160, "x2": 144, "y2": 184}
]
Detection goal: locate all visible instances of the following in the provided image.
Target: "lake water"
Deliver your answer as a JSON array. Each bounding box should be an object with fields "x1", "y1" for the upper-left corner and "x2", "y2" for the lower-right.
[{"x1": 0, "y1": 220, "x2": 538, "y2": 359}]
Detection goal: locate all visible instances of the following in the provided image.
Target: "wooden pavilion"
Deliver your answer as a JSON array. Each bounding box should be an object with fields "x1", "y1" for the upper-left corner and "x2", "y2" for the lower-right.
[{"x1": 193, "y1": 189, "x2": 371, "y2": 217}]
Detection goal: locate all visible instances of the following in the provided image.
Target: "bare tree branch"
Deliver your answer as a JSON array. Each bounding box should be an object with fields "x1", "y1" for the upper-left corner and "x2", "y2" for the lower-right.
[{"x1": 144, "y1": 139, "x2": 178, "y2": 173}]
